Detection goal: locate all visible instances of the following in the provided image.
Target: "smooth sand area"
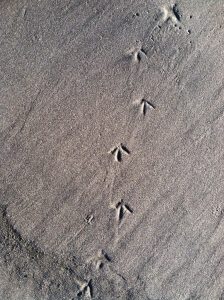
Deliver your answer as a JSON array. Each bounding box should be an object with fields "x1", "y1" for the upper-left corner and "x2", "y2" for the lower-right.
[{"x1": 0, "y1": 0, "x2": 224, "y2": 299}]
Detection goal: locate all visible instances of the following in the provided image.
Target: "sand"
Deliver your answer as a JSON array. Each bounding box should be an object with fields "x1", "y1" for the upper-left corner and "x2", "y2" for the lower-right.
[{"x1": 0, "y1": 0, "x2": 224, "y2": 299}]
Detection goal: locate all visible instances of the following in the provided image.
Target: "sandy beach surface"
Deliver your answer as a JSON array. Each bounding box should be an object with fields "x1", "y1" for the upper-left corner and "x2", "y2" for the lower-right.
[{"x1": 0, "y1": 0, "x2": 224, "y2": 299}]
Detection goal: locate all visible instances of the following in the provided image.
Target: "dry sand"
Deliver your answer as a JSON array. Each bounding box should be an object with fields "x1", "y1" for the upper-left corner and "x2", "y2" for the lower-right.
[{"x1": 0, "y1": 0, "x2": 224, "y2": 299}]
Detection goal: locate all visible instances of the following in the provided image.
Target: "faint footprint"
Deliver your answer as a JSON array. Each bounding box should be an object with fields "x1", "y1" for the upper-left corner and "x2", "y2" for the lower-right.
[
  {"x1": 111, "y1": 200, "x2": 133, "y2": 224},
  {"x1": 109, "y1": 143, "x2": 130, "y2": 162},
  {"x1": 21, "y1": 7, "x2": 27, "y2": 18},
  {"x1": 87, "y1": 249, "x2": 111, "y2": 270},
  {"x1": 77, "y1": 280, "x2": 93, "y2": 299},
  {"x1": 127, "y1": 42, "x2": 148, "y2": 63}
]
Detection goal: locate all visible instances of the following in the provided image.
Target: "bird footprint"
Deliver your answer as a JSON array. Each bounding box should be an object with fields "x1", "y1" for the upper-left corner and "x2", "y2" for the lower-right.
[
  {"x1": 87, "y1": 249, "x2": 111, "y2": 270},
  {"x1": 77, "y1": 280, "x2": 93, "y2": 299},
  {"x1": 109, "y1": 144, "x2": 130, "y2": 162},
  {"x1": 161, "y1": 4, "x2": 181, "y2": 24},
  {"x1": 111, "y1": 200, "x2": 133, "y2": 224},
  {"x1": 141, "y1": 99, "x2": 155, "y2": 116},
  {"x1": 128, "y1": 45, "x2": 147, "y2": 63}
]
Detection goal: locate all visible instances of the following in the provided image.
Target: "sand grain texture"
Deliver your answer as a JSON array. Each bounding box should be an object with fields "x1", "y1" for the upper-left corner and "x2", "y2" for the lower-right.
[{"x1": 0, "y1": 0, "x2": 224, "y2": 299}]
